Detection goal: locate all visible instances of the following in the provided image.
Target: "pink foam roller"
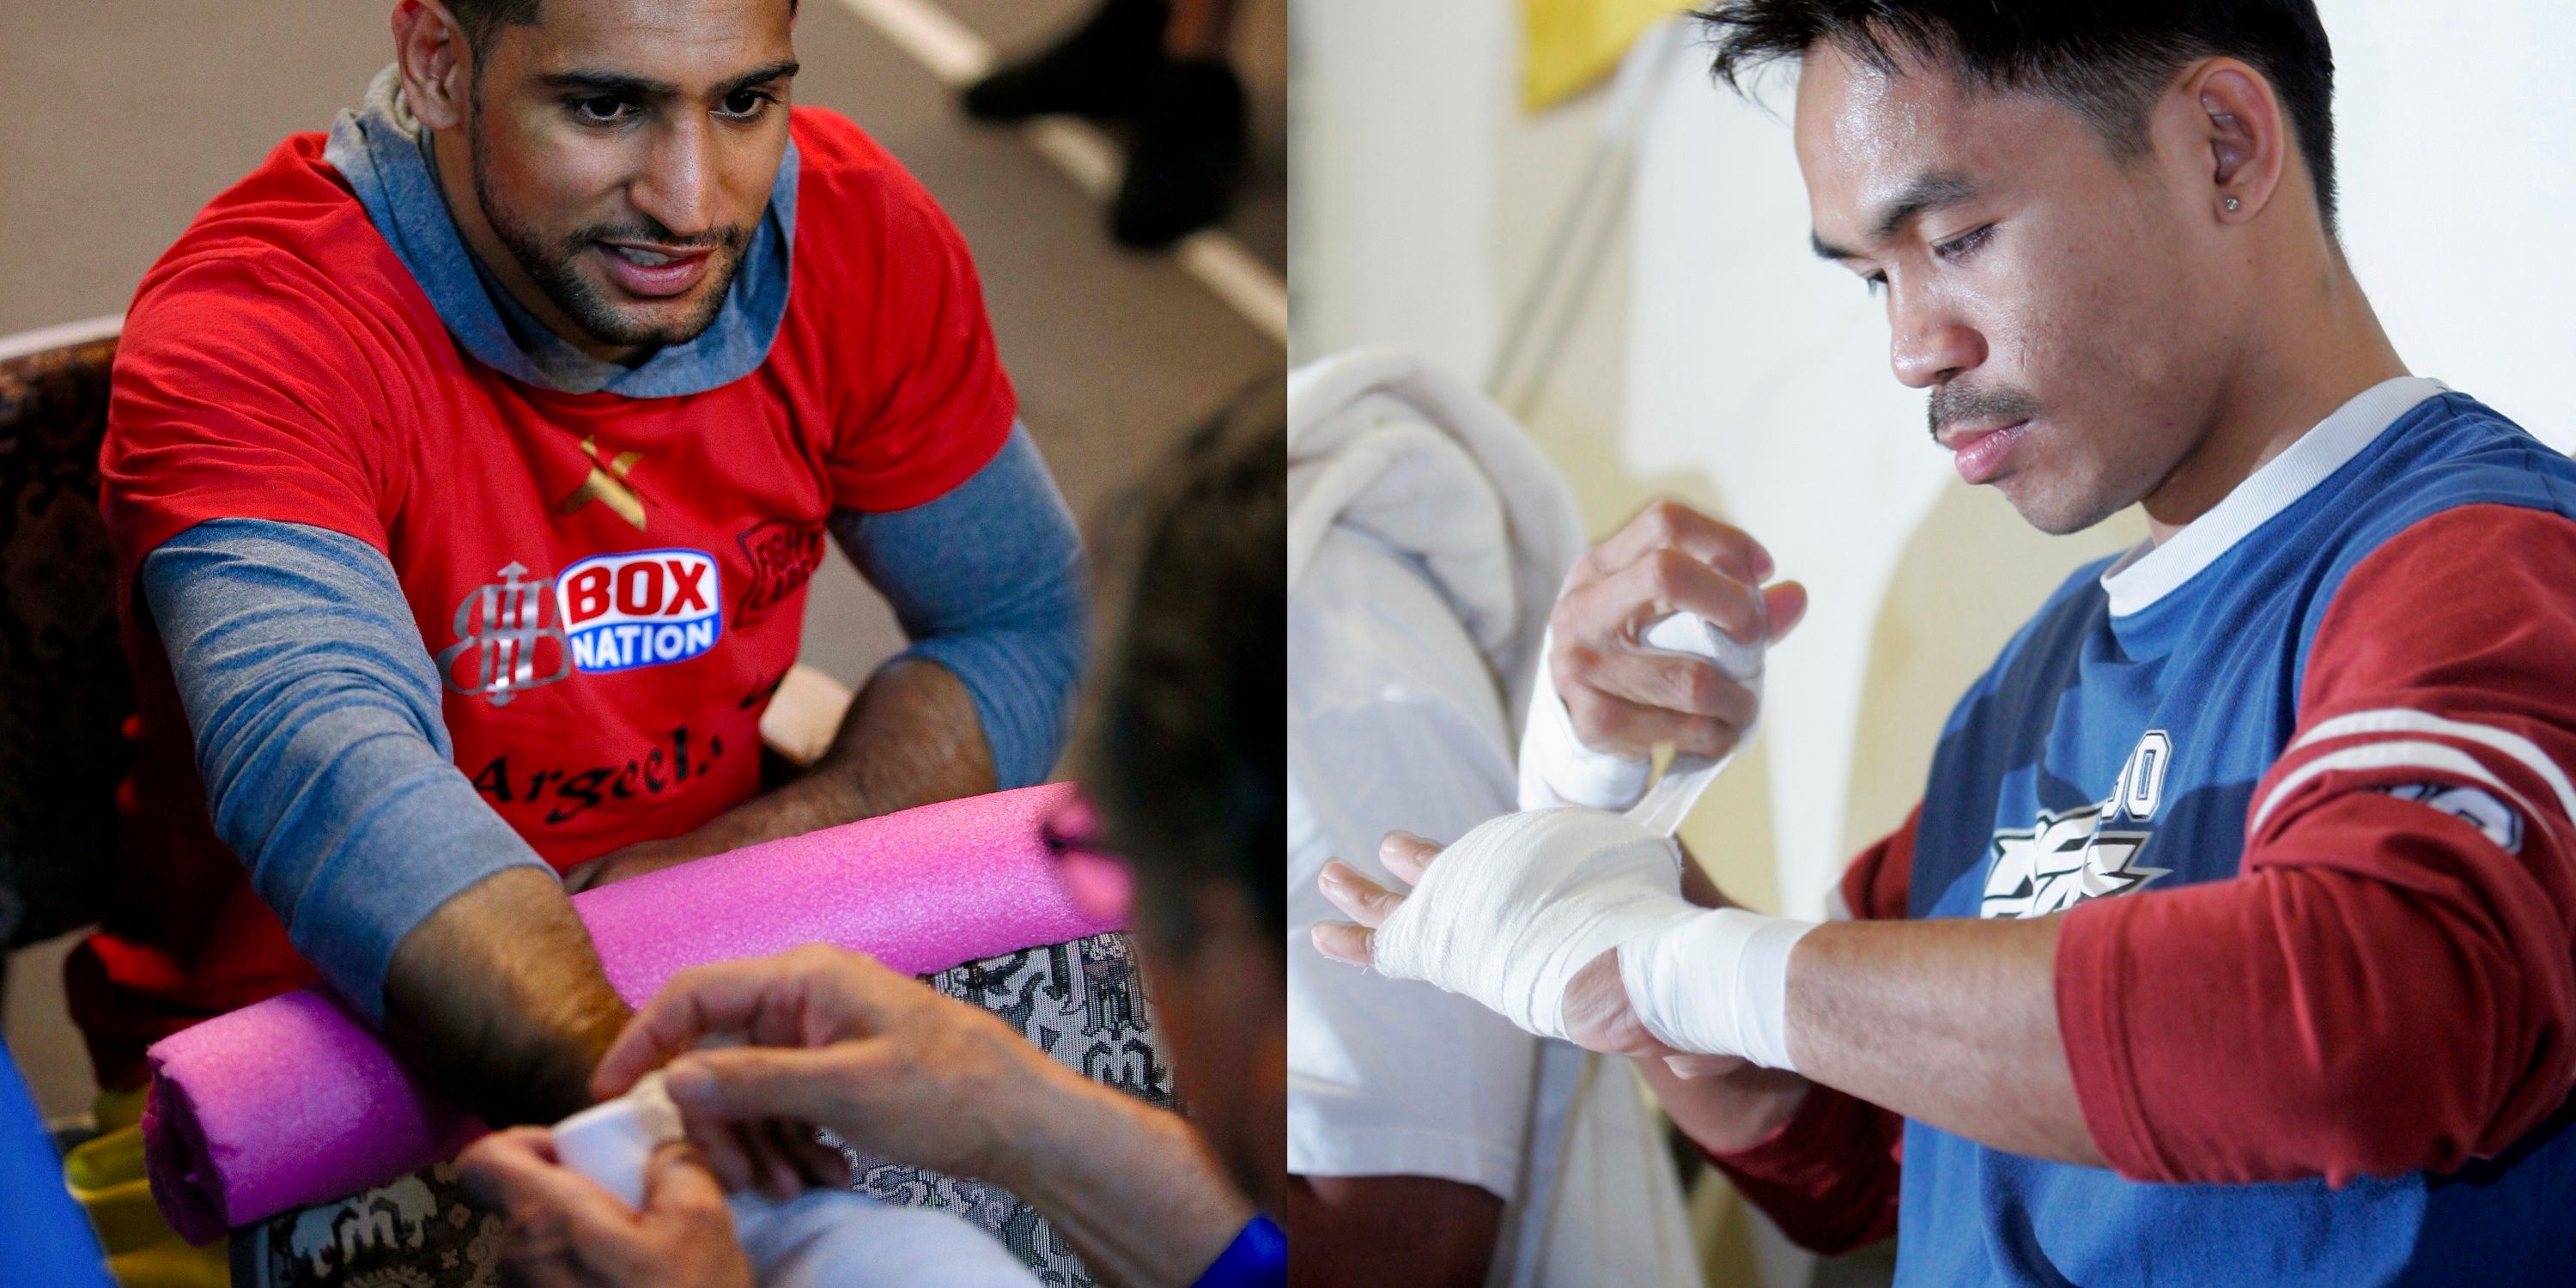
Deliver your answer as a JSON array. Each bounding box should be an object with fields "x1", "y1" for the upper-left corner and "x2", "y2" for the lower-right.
[{"x1": 143, "y1": 783, "x2": 1116, "y2": 1243}]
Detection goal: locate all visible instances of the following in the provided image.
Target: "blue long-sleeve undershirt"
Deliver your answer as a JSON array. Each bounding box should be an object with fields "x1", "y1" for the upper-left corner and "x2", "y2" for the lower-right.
[
  {"x1": 835, "y1": 425, "x2": 1087, "y2": 792},
  {"x1": 143, "y1": 424, "x2": 1084, "y2": 1019}
]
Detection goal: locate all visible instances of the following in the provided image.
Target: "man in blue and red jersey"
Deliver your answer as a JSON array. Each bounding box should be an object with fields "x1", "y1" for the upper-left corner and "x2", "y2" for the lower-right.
[
  {"x1": 1318, "y1": 3, "x2": 2576, "y2": 1284},
  {"x1": 76, "y1": 0, "x2": 1089, "y2": 1277}
]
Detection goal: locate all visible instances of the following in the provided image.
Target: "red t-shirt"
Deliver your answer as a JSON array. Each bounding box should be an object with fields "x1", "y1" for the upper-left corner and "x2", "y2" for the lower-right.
[{"x1": 77, "y1": 107, "x2": 1014, "y2": 1088}]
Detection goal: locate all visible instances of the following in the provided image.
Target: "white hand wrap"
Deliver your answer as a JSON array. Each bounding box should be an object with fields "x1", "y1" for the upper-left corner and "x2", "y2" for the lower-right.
[
  {"x1": 1519, "y1": 614, "x2": 1765, "y2": 833},
  {"x1": 550, "y1": 1072, "x2": 685, "y2": 1209},
  {"x1": 1621, "y1": 904, "x2": 1813, "y2": 1071},
  {"x1": 1370, "y1": 809, "x2": 1698, "y2": 1042},
  {"x1": 1370, "y1": 806, "x2": 1815, "y2": 1068}
]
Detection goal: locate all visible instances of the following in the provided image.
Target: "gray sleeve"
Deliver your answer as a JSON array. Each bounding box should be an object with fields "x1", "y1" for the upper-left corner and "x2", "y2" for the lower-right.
[
  {"x1": 829, "y1": 423, "x2": 1088, "y2": 788},
  {"x1": 141, "y1": 519, "x2": 552, "y2": 1023}
]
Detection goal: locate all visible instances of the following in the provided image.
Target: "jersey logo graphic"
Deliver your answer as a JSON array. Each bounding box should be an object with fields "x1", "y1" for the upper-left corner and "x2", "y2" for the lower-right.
[
  {"x1": 734, "y1": 519, "x2": 826, "y2": 625},
  {"x1": 556, "y1": 550, "x2": 722, "y2": 674},
  {"x1": 2381, "y1": 781, "x2": 2524, "y2": 854},
  {"x1": 436, "y1": 562, "x2": 573, "y2": 706},
  {"x1": 1981, "y1": 730, "x2": 2174, "y2": 919},
  {"x1": 558, "y1": 435, "x2": 649, "y2": 532}
]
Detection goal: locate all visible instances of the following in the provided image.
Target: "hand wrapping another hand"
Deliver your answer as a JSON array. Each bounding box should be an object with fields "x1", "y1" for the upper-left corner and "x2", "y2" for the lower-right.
[
  {"x1": 1313, "y1": 811, "x2": 1814, "y2": 1072},
  {"x1": 1545, "y1": 501, "x2": 1806, "y2": 767}
]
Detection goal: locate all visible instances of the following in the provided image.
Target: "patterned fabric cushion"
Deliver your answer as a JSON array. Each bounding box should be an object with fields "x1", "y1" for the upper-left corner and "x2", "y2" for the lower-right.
[
  {"x1": 233, "y1": 932, "x2": 1172, "y2": 1287},
  {"x1": 0, "y1": 330, "x2": 131, "y2": 950}
]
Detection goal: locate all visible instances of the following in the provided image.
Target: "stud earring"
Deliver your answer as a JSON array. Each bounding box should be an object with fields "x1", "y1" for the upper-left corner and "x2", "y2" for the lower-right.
[{"x1": 2224, "y1": 196, "x2": 2241, "y2": 212}]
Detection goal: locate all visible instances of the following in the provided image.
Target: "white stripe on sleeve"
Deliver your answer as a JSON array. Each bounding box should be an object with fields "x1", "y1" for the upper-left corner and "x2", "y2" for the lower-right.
[
  {"x1": 2288, "y1": 708, "x2": 2576, "y2": 823},
  {"x1": 2252, "y1": 738, "x2": 2544, "y2": 836}
]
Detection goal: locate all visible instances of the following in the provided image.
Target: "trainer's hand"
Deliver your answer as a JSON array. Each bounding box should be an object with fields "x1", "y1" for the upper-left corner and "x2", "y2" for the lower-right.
[
  {"x1": 1314, "y1": 831, "x2": 1743, "y2": 1078},
  {"x1": 592, "y1": 945, "x2": 1066, "y2": 1189},
  {"x1": 1552, "y1": 501, "x2": 1806, "y2": 762},
  {"x1": 457, "y1": 1131, "x2": 754, "y2": 1288}
]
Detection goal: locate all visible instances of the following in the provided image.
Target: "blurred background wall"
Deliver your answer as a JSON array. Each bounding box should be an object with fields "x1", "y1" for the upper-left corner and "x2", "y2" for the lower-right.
[
  {"x1": 1290, "y1": 1, "x2": 2576, "y2": 1281},
  {"x1": 1, "y1": 0, "x2": 1283, "y2": 1127}
]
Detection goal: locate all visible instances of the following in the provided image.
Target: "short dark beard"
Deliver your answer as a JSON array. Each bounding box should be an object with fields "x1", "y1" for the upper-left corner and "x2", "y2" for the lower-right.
[{"x1": 465, "y1": 117, "x2": 752, "y2": 353}]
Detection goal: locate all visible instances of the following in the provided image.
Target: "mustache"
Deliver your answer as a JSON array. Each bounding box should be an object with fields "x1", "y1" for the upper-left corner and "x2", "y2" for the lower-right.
[
  {"x1": 573, "y1": 217, "x2": 751, "y2": 254},
  {"x1": 1928, "y1": 384, "x2": 2044, "y2": 440}
]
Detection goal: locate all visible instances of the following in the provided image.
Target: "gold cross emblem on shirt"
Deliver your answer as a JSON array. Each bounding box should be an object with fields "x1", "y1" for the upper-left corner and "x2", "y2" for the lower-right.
[{"x1": 558, "y1": 435, "x2": 648, "y2": 531}]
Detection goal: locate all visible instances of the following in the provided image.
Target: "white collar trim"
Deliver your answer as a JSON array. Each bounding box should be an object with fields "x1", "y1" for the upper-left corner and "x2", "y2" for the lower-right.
[{"x1": 2099, "y1": 375, "x2": 2448, "y2": 617}]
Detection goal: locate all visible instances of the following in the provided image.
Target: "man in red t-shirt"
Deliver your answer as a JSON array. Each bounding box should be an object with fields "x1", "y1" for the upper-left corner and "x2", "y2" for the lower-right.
[{"x1": 76, "y1": 2, "x2": 1088, "y2": 1270}]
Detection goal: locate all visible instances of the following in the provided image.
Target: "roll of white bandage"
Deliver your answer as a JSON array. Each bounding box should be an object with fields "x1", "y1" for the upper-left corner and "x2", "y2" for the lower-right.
[
  {"x1": 1519, "y1": 613, "x2": 1765, "y2": 834},
  {"x1": 549, "y1": 1073, "x2": 1038, "y2": 1286},
  {"x1": 550, "y1": 1072, "x2": 685, "y2": 1209}
]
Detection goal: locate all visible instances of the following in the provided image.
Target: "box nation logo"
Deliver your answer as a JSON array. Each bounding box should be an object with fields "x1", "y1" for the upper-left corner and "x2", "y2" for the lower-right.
[{"x1": 556, "y1": 550, "x2": 722, "y2": 673}]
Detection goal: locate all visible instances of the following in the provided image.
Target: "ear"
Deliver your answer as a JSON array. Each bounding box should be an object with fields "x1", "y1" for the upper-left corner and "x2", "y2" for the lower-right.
[
  {"x1": 392, "y1": 0, "x2": 473, "y2": 132},
  {"x1": 2180, "y1": 58, "x2": 2288, "y2": 225}
]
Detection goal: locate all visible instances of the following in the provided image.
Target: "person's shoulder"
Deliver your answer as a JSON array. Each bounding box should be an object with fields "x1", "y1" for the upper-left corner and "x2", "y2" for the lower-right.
[
  {"x1": 2311, "y1": 391, "x2": 2576, "y2": 586},
  {"x1": 128, "y1": 131, "x2": 424, "y2": 349},
  {"x1": 786, "y1": 106, "x2": 964, "y2": 252},
  {"x1": 2382, "y1": 391, "x2": 2576, "y2": 512},
  {"x1": 787, "y1": 105, "x2": 902, "y2": 173}
]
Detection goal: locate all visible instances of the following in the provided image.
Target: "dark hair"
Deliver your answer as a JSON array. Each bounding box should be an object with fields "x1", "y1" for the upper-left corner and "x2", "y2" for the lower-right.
[
  {"x1": 1696, "y1": 1, "x2": 2339, "y2": 234},
  {"x1": 443, "y1": 0, "x2": 799, "y2": 55},
  {"x1": 1074, "y1": 380, "x2": 1286, "y2": 952}
]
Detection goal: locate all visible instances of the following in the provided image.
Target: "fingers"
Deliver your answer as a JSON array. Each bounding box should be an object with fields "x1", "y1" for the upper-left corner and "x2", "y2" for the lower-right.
[
  {"x1": 1763, "y1": 580, "x2": 1809, "y2": 644},
  {"x1": 556, "y1": 1144, "x2": 739, "y2": 1285},
  {"x1": 592, "y1": 961, "x2": 781, "y2": 1099},
  {"x1": 785, "y1": 1125, "x2": 854, "y2": 1190},
  {"x1": 1376, "y1": 831, "x2": 1443, "y2": 884},
  {"x1": 559, "y1": 859, "x2": 608, "y2": 896},
  {"x1": 1577, "y1": 646, "x2": 1761, "y2": 726},
  {"x1": 1583, "y1": 501, "x2": 1772, "y2": 587},
  {"x1": 1316, "y1": 860, "x2": 1403, "y2": 928},
  {"x1": 593, "y1": 947, "x2": 888, "y2": 1101},
  {"x1": 1309, "y1": 920, "x2": 1374, "y2": 966},
  {"x1": 662, "y1": 1043, "x2": 854, "y2": 1136},
  {"x1": 456, "y1": 1127, "x2": 568, "y2": 1212},
  {"x1": 641, "y1": 1141, "x2": 737, "y2": 1220},
  {"x1": 738, "y1": 1121, "x2": 849, "y2": 1198},
  {"x1": 458, "y1": 1127, "x2": 646, "y2": 1263},
  {"x1": 749, "y1": 1120, "x2": 812, "y2": 1200},
  {"x1": 1568, "y1": 548, "x2": 1771, "y2": 646},
  {"x1": 1558, "y1": 683, "x2": 1744, "y2": 762}
]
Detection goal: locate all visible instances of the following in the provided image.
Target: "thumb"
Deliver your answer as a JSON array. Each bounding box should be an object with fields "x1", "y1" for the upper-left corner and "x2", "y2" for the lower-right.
[
  {"x1": 641, "y1": 1141, "x2": 732, "y2": 1218},
  {"x1": 664, "y1": 1045, "x2": 855, "y2": 1129},
  {"x1": 1761, "y1": 580, "x2": 1808, "y2": 644}
]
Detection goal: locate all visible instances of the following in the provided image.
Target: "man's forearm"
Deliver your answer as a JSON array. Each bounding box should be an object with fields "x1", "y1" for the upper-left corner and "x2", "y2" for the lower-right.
[
  {"x1": 1784, "y1": 914, "x2": 2099, "y2": 1165},
  {"x1": 382, "y1": 866, "x2": 631, "y2": 1125},
  {"x1": 654, "y1": 657, "x2": 997, "y2": 856},
  {"x1": 1637, "y1": 1051, "x2": 1812, "y2": 1155},
  {"x1": 996, "y1": 1066, "x2": 1253, "y2": 1288}
]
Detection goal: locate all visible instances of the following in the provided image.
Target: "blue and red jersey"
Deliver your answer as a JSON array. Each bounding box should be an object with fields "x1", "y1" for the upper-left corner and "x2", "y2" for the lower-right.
[{"x1": 1714, "y1": 378, "x2": 2576, "y2": 1285}]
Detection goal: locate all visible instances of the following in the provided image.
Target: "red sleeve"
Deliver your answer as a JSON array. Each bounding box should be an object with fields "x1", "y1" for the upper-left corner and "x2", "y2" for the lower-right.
[
  {"x1": 100, "y1": 249, "x2": 404, "y2": 593},
  {"x1": 793, "y1": 110, "x2": 1016, "y2": 513},
  {"x1": 2057, "y1": 503, "x2": 2576, "y2": 1186},
  {"x1": 1700, "y1": 804, "x2": 1917, "y2": 1253}
]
